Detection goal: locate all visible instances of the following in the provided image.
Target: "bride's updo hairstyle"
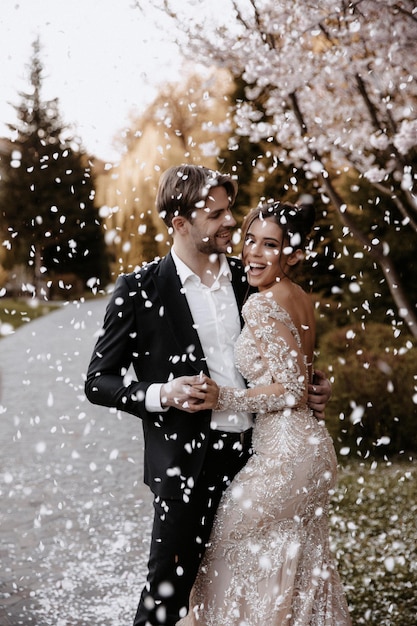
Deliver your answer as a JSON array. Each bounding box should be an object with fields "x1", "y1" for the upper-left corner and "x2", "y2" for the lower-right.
[{"x1": 241, "y1": 200, "x2": 315, "y2": 253}]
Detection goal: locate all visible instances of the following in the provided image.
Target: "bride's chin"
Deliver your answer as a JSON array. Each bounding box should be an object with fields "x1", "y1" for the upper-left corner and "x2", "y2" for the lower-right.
[{"x1": 248, "y1": 276, "x2": 260, "y2": 287}]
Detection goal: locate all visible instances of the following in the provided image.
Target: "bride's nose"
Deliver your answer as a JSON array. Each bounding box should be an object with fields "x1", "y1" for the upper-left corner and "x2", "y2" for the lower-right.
[{"x1": 250, "y1": 241, "x2": 262, "y2": 255}]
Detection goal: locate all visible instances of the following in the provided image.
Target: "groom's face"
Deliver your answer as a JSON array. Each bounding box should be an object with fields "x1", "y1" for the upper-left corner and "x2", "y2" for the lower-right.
[{"x1": 188, "y1": 185, "x2": 237, "y2": 256}]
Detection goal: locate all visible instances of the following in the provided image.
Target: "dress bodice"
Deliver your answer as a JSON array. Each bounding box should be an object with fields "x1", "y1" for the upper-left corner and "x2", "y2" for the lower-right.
[
  {"x1": 215, "y1": 292, "x2": 308, "y2": 416},
  {"x1": 236, "y1": 292, "x2": 306, "y2": 388}
]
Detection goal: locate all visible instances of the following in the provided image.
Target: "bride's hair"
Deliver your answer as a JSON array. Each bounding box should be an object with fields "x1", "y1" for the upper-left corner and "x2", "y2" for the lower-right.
[{"x1": 241, "y1": 200, "x2": 315, "y2": 252}]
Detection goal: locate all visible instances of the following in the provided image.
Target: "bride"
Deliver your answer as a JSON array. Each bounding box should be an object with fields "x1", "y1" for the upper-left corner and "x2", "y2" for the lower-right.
[{"x1": 177, "y1": 201, "x2": 351, "y2": 625}]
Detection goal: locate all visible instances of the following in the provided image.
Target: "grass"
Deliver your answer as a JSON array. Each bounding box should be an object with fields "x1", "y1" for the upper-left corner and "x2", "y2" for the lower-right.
[
  {"x1": 0, "y1": 297, "x2": 61, "y2": 337},
  {"x1": 332, "y1": 459, "x2": 417, "y2": 625}
]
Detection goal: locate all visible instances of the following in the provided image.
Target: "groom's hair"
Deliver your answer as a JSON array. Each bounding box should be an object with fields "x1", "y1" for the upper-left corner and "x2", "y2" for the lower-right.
[{"x1": 156, "y1": 164, "x2": 238, "y2": 228}]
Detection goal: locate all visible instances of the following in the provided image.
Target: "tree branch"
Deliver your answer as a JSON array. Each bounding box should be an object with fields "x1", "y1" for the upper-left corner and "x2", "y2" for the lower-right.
[
  {"x1": 248, "y1": 0, "x2": 276, "y2": 49},
  {"x1": 392, "y1": 2, "x2": 417, "y2": 22},
  {"x1": 288, "y1": 89, "x2": 417, "y2": 336},
  {"x1": 355, "y1": 73, "x2": 381, "y2": 132}
]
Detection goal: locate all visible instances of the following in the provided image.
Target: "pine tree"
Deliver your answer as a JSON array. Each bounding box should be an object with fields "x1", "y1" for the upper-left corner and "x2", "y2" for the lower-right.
[{"x1": 0, "y1": 38, "x2": 109, "y2": 297}]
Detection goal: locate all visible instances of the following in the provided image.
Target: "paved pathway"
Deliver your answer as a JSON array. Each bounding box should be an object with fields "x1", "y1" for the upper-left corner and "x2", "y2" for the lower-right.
[{"x1": 0, "y1": 297, "x2": 153, "y2": 626}]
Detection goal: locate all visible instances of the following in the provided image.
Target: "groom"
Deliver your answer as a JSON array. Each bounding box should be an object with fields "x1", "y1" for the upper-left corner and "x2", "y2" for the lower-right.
[{"x1": 84, "y1": 164, "x2": 331, "y2": 626}]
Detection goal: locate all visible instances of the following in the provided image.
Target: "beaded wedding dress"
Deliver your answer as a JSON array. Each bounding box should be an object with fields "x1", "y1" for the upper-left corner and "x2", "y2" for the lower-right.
[{"x1": 177, "y1": 292, "x2": 351, "y2": 626}]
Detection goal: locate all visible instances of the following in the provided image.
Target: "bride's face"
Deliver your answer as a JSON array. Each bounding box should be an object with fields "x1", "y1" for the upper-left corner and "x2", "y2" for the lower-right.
[{"x1": 242, "y1": 217, "x2": 291, "y2": 291}]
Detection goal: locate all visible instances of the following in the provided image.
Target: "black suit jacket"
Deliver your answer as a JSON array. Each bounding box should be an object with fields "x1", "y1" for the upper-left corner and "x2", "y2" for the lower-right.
[{"x1": 85, "y1": 253, "x2": 249, "y2": 498}]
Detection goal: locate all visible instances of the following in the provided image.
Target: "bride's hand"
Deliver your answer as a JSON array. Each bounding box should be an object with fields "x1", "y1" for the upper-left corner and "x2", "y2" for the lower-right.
[
  {"x1": 160, "y1": 374, "x2": 219, "y2": 412},
  {"x1": 190, "y1": 373, "x2": 220, "y2": 410}
]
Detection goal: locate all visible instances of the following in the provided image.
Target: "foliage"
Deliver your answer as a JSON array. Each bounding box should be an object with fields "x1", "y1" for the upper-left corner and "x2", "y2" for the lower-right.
[
  {"x1": 0, "y1": 38, "x2": 109, "y2": 294},
  {"x1": 145, "y1": 0, "x2": 417, "y2": 336},
  {"x1": 331, "y1": 460, "x2": 417, "y2": 625},
  {"x1": 315, "y1": 322, "x2": 417, "y2": 458},
  {"x1": 329, "y1": 169, "x2": 417, "y2": 324},
  {"x1": 96, "y1": 69, "x2": 235, "y2": 274}
]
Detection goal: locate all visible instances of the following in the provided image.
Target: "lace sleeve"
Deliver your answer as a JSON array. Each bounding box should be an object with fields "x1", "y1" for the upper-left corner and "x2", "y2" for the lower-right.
[{"x1": 215, "y1": 294, "x2": 308, "y2": 414}]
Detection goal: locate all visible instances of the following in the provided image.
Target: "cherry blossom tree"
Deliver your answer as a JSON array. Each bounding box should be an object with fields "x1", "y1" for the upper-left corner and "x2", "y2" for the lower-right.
[{"x1": 139, "y1": 0, "x2": 417, "y2": 336}]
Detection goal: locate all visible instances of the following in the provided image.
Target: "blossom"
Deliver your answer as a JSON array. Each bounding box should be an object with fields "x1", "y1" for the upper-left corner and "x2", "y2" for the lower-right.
[{"x1": 393, "y1": 120, "x2": 417, "y2": 155}]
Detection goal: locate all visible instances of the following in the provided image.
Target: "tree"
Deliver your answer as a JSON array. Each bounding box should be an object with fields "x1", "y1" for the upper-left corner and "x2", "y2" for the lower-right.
[
  {"x1": 217, "y1": 77, "x2": 344, "y2": 299},
  {"x1": 96, "y1": 69, "x2": 235, "y2": 273},
  {"x1": 141, "y1": 0, "x2": 417, "y2": 336},
  {"x1": 0, "y1": 38, "x2": 109, "y2": 296}
]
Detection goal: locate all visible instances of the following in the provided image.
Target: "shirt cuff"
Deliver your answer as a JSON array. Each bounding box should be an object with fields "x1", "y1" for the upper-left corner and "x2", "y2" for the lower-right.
[{"x1": 145, "y1": 383, "x2": 168, "y2": 412}]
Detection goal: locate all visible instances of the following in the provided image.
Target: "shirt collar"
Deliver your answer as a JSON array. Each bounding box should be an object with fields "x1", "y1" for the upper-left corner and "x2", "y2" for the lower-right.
[{"x1": 171, "y1": 248, "x2": 232, "y2": 286}]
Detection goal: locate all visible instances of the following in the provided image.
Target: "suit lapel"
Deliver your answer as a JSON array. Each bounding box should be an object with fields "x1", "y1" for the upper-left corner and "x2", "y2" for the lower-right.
[{"x1": 153, "y1": 254, "x2": 209, "y2": 375}]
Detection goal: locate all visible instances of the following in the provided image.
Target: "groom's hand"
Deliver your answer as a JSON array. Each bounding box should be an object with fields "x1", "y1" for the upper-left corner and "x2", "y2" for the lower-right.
[
  {"x1": 160, "y1": 374, "x2": 219, "y2": 412},
  {"x1": 308, "y1": 369, "x2": 332, "y2": 421}
]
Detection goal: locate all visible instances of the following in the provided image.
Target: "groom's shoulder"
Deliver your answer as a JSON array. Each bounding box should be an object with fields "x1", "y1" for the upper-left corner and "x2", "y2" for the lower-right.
[
  {"x1": 227, "y1": 255, "x2": 247, "y2": 282},
  {"x1": 118, "y1": 255, "x2": 166, "y2": 288}
]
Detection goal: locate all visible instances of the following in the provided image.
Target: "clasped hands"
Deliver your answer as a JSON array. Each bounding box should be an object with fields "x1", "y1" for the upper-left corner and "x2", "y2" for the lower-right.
[{"x1": 160, "y1": 373, "x2": 219, "y2": 412}]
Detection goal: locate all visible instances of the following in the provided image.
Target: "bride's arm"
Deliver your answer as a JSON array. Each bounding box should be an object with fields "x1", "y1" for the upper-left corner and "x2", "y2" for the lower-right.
[{"x1": 216, "y1": 297, "x2": 309, "y2": 414}]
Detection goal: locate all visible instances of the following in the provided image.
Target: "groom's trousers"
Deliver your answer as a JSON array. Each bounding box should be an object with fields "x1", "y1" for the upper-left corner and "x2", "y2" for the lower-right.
[{"x1": 133, "y1": 428, "x2": 252, "y2": 626}]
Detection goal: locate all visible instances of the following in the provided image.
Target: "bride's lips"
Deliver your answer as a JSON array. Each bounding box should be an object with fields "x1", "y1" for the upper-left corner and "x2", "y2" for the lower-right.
[{"x1": 247, "y1": 263, "x2": 266, "y2": 276}]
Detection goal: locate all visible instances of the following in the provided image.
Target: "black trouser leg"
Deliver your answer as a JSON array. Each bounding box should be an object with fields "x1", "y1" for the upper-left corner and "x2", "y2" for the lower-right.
[{"x1": 133, "y1": 431, "x2": 252, "y2": 626}]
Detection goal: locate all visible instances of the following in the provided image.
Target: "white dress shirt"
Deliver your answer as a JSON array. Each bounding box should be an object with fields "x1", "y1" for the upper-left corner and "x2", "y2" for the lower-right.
[{"x1": 146, "y1": 249, "x2": 253, "y2": 433}]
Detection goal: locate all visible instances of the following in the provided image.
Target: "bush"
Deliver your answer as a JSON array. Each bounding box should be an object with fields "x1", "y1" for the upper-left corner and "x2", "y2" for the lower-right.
[{"x1": 316, "y1": 322, "x2": 417, "y2": 458}]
